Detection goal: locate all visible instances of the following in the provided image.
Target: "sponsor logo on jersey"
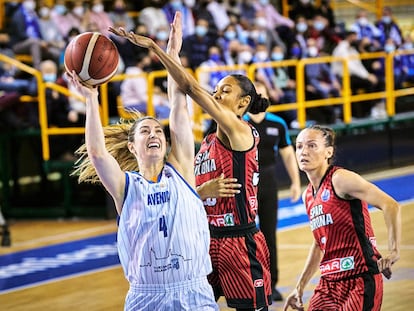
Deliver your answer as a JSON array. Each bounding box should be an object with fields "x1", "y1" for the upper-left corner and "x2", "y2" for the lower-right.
[
  {"x1": 147, "y1": 191, "x2": 170, "y2": 205},
  {"x1": 254, "y1": 279, "x2": 264, "y2": 287},
  {"x1": 253, "y1": 172, "x2": 259, "y2": 186},
  {"x1": 207, "y1": 213, "x2": 235, "y2": 227},
  {"x1": 309, "y1": 204, "x2": 334, "y2": 231},
  {"x1": 321, "y1": 188, "x2": 330, "y2": 202},
  {"x1": 320, "y1": 256, "x2": 355, "y2": 275},
  {"x1": 249, "y1": 196, "x2": 257, "y2": 211}
]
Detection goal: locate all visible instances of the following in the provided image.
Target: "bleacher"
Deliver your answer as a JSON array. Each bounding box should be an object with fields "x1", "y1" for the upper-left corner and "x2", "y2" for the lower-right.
[{"x1": 0, "y1": 0, "x2": 414, "y2": 219}]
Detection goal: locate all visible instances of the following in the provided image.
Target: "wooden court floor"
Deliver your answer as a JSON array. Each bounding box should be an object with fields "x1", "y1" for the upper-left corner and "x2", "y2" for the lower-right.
[{"x1": 1, "y1": 170, "x2": 413, "y2": 310}]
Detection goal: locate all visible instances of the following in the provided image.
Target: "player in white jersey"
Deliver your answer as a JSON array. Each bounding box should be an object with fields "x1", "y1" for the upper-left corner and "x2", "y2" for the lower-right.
[{"x1": 67, "y1": 14, "x2": 217, "y2": 311}]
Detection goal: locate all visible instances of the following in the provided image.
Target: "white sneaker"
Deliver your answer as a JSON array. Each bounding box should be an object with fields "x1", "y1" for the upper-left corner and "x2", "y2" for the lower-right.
[{"x1": 371, "y1": 102, "x2": 387, "y2": 119}]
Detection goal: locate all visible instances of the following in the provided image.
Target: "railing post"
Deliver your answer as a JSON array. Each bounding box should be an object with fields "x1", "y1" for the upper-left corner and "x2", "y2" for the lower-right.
[{"x1": 296, "y1": 60, "x2": 306, "y2": 128}]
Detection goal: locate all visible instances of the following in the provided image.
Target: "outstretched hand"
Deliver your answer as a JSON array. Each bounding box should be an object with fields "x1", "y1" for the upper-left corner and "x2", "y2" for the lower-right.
[
  {"x1": 166, "y1": 12, "x2": 183, "y2": 54},
  {"x1": 197, "y1": 173, "x2": 241, "y2": 200},
  {"x1": 108, "y1": 27, "x2": 154, "y2": 49}
]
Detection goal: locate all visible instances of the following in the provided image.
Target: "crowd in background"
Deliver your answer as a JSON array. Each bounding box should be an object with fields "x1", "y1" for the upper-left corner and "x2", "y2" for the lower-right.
[{"x1": 0, "y1": 0, "x2": 414, "y2": 158}]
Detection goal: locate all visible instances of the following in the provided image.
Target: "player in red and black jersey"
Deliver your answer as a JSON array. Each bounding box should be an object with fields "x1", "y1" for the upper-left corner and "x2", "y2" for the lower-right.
[{"x1": 284, "y1": 125, "x2": 401, "y2": 311}]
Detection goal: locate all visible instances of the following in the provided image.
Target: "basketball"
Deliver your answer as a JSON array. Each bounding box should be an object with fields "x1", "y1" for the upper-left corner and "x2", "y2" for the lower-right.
[{"x1": 64, "y1": 32, "x2": 119, "y2": 87}]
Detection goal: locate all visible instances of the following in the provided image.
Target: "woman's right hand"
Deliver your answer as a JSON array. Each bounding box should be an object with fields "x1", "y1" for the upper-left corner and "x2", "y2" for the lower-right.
[
  {"x1": 108, "y1": 27, "x2": 154, "y2": 50},
  {"x1": 283, "y1": 288, "x2": 305, "y2": 311}
]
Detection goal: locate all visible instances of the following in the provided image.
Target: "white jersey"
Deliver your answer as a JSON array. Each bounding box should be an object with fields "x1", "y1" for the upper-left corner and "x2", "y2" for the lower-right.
[{"x1": 118, "y1": 163, "x2": 212, "y2": 285}]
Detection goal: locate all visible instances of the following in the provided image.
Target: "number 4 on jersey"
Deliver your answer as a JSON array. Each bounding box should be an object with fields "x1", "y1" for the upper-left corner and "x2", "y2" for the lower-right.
[{"x1": 159, "y1": 215, "x2": 168, "y2": 237}]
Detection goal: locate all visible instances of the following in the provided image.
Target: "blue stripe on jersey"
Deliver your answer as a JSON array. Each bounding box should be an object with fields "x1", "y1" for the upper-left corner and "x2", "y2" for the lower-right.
[{"x1": 165, "y1": 162, "x2": 201, "y2": 199}]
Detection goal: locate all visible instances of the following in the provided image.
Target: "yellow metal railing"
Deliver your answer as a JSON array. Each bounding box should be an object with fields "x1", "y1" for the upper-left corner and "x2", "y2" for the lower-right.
[{"x1": 1, "y1": 49, "x2": 414, "y2": 162}]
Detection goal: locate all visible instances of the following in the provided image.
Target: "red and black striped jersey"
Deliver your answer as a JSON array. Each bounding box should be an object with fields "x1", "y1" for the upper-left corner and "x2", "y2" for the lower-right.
[
  {"x1": 195, "y1": 123, "x2": 260, "y2": 227},
  {"x1": 305, "y1": 166, "x2": 381, "y2": 281}
]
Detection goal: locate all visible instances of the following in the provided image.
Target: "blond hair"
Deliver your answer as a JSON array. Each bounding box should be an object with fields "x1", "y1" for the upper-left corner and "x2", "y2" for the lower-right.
[{"x1": 72, "y1": 113, "x2": 163, "y2": 184}]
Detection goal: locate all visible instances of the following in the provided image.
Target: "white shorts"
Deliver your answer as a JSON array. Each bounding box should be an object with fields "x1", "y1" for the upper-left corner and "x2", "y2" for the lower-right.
[{"x1": 125, "y1": 277, "x2": 219, "y2": 311}]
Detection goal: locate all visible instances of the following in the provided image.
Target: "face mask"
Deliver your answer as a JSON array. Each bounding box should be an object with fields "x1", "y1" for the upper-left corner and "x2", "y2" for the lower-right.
[
  {"x1": 313, "y1": 21, "x2": 325, "y2": 31},
  {"x1": 43, "y1": 73, "x2": 57, "y2": 82},
  {"x1": 224, "y1": 30, "x2": 236, "y2": 41},
  {"x1": 92, "y1": 4, "x2": 104, "y2": 13},
  {"x1": 210, "y1": 53, "x2": 220, "y2": 62},
  {"x1": 296, "y1": 22, "x2": 307, "y2": 33},
  {"x1": 183, "y1": 0, "x2": 195, "y2": 7},
  {"x1": 382, "y1": 16, "x2": 391, "y2": 24},
  {"x1": 307, "y1": 46, "x2": 318, "y2": 57},
  {"x1": 255, "y1": 17, "x2": 267, "y2": 28},
  {"x1": 239, "y1": 51, "x2": 252, "y2": 63},
  {"x1": 255, "y1": 51, "x2": 268, "y2": 61},
  {"x1": 300, "y1": 0, "x2": 310, "y2": 4},
  {"x1": 260, "y1": 0, "x2": 269, "y2": 5},
  {"x1": 73, "y1": 6, "x2": 84, "y2": 16},
  {"x1": 156, "y1": 31, "x2": 169, "y2": 41},
  {"x1": 404, "y1": 43, "x2": 413, "y2": 50},
  {"x1": 358, "y1": 17, "x2": 368, "y2": 26},
  {"x1": 195, "y1": 25, "x2": 208, "y2": 37},
  {"x1": 171, "y1": 0, "x2": 182, "y2": 9},
  {"x1": 384, "y1": 44, "x2": 395, "y2": 53},
  {"x1": 23, "y1": 0, "x2": 36, "y2": 12},
  {"x1": 39, "y1": 7, "x2": 50, "y2": 18},
  {"x1": 291, "y1": 46, "x2": 301, "y2": 57},
  {"x1": 54, "y1": 4, "x2": 67, "y2": 15},
  {"x1": 271, "y1": 52, "x2": 284, "y2": 61}
]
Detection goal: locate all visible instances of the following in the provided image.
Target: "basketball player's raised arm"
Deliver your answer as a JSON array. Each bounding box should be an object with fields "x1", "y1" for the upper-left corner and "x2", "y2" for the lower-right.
[
  {"x1": 165, "y1": 12, "x2": 195, "y2": 185},
  {"x1": 66, "y1": 72, "x2": 125, "y2": 214}
]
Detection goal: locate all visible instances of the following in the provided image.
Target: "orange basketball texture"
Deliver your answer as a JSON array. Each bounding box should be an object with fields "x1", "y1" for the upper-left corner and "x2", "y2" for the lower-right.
[{"x1": 64, "y1": 32, "x2": 119, "y2": 86}]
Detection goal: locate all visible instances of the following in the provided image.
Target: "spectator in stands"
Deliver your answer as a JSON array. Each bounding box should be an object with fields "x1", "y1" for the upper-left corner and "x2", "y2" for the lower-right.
[
  {"x1": 289, "y1": 0, "x2": 318, "y2": 22},
  {"x1": 120, "y1": 53, "x2": 171, "y2": 120},
  {"x1": 307, "y1": 14, "x2": 341, "y2": 55},
  {"x1": 203, "y1": 0, "x2": 231, "y2": 33},
  {"x1": 253, "y1": 43, "x2": 281, "y2": 104},
  {"x1": 305, "y1": 38, "x2": 341, "y2": 123},
  {"x1": 37, "y1": 4, "x2": 66, "y2": 64},
  {"x1": 0, "y1": 34, "x2": 30, "y2": 129},
  {"x1": 66, "y1": 1, "x2": 89, "y2": 34},
  {"x1": 332, "y1": 31, "x2": 383, "y2": 118},
  {"x1": 138, "y1": 0, "x2": 170, "y2": 38},
  {"x1": 182, "y1": 18, "x2": 218, "y2": 70},
  {"x1": 249, "y1": 11, "x2": 286, "y2": 53},
  {"x1": 269, "y1": 44, "x2": 298, "y2": 128},
  {"x1": 237, "y1": 44, "x2": 255, "y2": 65},
  {"x1": 383, "y1": 38, "x2": 405, "y2": 90},
  {"x1": 192, "y1": 0, "x2": 219, "y2": 37},
  {"x1": 198, "y1": 45, "x2": 229, "y2": 94},
  {"x1": 252, "y1": 0, "x2": 295, "y2": 48},
  {"x1": 400, "y1": 35, "x2": 414, "y2": 85},
  {"x1": 163, "y1": 0, "x2": 195, "y2": 38},
  {"x1": 0, "y1": 30, "x2": 30, "y2": 93},
  {"x1": 82, "y1": 0, "x2": 113, "y2": 37},
  {"x1": 28, "y1": 59, "x2": 81, "y2": 160},
  {"x1": 108, "y1": 0, "x2": 135, "y2": 32},
  {"x1": 350, "y1": 10, "x2": 382, "y2": 46},
  {"x1": 239, "y1": 0, "x2": 257, "y2": 28},
  {"x1": 49, "y1": 0, "x2": 81, "y2": 38},
  {"x1": 292, "y1": 15, "x2": 309, "y2": 58},
  {"x1": 316, "y1": 0, "x2": 336, "y2": 30},
  {"x1": 7, "y1": 0, "x2": 53, "y2": 69},
  {"x1": 375, "y1": 6, "x2": 403, "y2": 48}
]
